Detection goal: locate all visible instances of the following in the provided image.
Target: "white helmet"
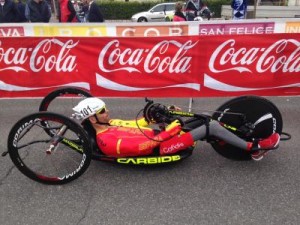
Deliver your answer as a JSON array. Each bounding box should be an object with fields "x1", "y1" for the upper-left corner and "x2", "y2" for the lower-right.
[{"x1": 73, "y1": 97, "x2": 106, "y2": 120}]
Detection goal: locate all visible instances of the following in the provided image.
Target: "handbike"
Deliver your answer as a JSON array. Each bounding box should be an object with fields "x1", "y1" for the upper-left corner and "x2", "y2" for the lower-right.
[{"x1": 3, "y1": 87, "x2": 291, "y2": 185}]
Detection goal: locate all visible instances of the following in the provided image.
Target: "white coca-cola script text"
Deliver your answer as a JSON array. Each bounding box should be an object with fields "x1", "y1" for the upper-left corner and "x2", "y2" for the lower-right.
[
  {"x1": 98, "y1": 40, "x2": 198, "y2": 74},
  {"x1": 0, "y1": 39, "x2": 78, "y2": 72},
  {"x1": 209, "y1": 39, "x2": 300, "y2": 74}
]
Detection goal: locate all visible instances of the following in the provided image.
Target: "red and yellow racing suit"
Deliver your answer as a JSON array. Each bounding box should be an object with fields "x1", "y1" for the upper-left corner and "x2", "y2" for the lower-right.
[{"x1": 96, "y1": 118, "x2": 194, "y2": 157}]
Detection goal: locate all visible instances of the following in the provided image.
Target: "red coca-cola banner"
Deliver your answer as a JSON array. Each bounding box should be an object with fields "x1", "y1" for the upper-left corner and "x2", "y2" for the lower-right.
[{"x1": 0, "y1": 33, "x2": 299, "y2": 98}]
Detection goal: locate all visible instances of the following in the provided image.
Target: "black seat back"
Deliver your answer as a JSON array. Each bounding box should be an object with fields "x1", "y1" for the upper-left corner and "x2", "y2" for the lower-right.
[{"x1": 82, "y1": 120, "x2": 102, "y2": 153}]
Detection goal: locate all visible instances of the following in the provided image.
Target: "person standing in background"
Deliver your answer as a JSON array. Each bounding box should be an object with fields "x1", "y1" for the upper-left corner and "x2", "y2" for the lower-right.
[
  {"x1": 79, "y1": 0, "x2": 88, "y2": 22},
  {"x1": 86, "y1": 0, "x2": 103, "y2": 22},
  {"x1": 0, "y1": 0, "x2": 21, "y2": 22},
  {"x1": 173, "y1": 2, "x2": 186, "y2": 22},
  {"x1": 16, "y1": 0, "x2": 27, "y2": 22},
  {"x1": 185, "y1": 0, "x2": 200, "y2": 21},
  {"x1": 231, "y1": 0, "x2": 247, "y2": 20},
  {"x1": 25, "y1": 0, "x2": 51, "y2": 22},
  {"x1": 58, "y1": 0, "x2": 78, "y2": 22}
]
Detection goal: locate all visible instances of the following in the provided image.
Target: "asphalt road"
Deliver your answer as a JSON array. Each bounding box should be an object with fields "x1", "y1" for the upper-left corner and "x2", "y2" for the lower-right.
[{"x1": 0, "y1": 96, "x2": 299, "y2": 225}]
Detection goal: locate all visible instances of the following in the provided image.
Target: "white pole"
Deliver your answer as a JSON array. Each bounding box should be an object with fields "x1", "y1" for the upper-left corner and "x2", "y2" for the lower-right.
[{"x1": 188, "y1": 98, "x2": 193, "y2": 112}]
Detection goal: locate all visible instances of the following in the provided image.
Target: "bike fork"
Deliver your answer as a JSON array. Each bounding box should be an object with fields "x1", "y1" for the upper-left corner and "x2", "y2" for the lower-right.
[{"x1": 46, "y1": 125, "x2": 68, "y2": 154}]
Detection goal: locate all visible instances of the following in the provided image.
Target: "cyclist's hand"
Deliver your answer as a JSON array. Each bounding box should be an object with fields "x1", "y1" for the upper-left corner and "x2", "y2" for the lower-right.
[{"x1": 165, "y1": 119, "x2": 181, "y2": 136}]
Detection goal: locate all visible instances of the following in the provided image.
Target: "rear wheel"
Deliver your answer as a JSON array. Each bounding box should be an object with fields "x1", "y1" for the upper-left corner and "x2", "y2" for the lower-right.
[
  {"x1": 7, "y1": 112, "x2": 92, "y2": 184},
  {"x1": 39, "y1": 87, "x2": 93, "y2": 137},
  {"x1": 211, "y1": 96, "x2": 283, "y2": 160},
  {"x1": 39, "y1": 87, "x2": 93, "y2": 115}
]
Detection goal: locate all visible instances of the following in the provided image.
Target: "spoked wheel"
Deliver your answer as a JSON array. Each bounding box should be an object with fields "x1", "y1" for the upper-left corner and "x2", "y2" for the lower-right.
[
  {"x1": 39, "y1": 87, "x2": 93, "y2": 137},
  {"x1": 211, "y1": 96, "x2": 283, "y2": 160},
  {"x1": 39, "y1": 87, "x2": 93, "y2": 115},
  {"x1": 7, "y1": 112, "x2": 92, "y2": 184}
]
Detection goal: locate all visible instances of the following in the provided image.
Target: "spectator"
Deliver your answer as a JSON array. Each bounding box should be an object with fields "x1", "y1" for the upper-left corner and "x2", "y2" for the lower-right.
[
  {"x1": 0, "y1": 0, "x2": 21, "y2": 22},
  {"x1": 79, "y1": 0, "x2": 88, "y2": 22},
  {"x1": 58, "y1": 0, "x2": 78, "y2": 22},
  {"x1": 25, "y1": 0, "x2": 51, "y2": 22},
  {"x1": 86, "y1": 0, "x2": 103, "y2": 22},
  {"x1": 231, "y1": 0, "x2": 248, "y2": 20},
  {"x1": 173, "y1": 2, "x2": 186, "y2": 22},
  {"x1": 45, "y1": 0, "x2": 52, "y2": 13},
  {"x1": 185, "y1": 0, "x2": 201, "y2": 21},
  {"x1": 16, "y1": 0, "x2": 27, "y2": 22}
]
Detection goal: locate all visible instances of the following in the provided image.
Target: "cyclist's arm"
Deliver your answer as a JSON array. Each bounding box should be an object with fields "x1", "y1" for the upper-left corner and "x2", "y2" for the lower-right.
[
  {"x1": 109, "y1": 117, "x2": 149, "y2": 128},
  {"x1": 96, "y1": 122, "x2": 181, "y2": 157}
]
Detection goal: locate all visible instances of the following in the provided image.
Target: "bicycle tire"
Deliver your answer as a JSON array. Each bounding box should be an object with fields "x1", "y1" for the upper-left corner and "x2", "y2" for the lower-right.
[
  {"x1": 7, "y1": 112, "x2": 92, "y2": 185},
  {"x1": 39, "y1": 87, "x2": 93, "y2": 137},
  {"x1": 39, "y1": 87, "x2": 93, "y2": 113},
  {"x1": 211, "y1": 96, "x2": 283, "y2": 161}
]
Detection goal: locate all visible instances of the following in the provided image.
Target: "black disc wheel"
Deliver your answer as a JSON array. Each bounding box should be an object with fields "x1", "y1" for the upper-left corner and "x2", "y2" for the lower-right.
[
  {"x1": 211, "y1": 96, "x2": 283, "y2": 160},
  {"x1": 7, "y1": 112, "x2": 92, "y2": 184}
]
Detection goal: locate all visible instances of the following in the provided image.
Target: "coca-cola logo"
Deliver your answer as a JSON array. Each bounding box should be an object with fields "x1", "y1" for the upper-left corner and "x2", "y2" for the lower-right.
[
  {"x1": 98, "y1": 40, "x2": 198, "y2": 74},
  {"x1": 0, "y1": 39, "x2": 78, "y2": 73},
  {"x1": 209, "y1": 39, "x2": 300, "y2": 74}
]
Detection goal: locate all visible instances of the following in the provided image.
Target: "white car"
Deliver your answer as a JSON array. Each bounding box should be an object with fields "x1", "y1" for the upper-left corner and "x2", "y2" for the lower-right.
[{"x1": 131, "y1": 3, "x2": 176, "y2": 22}]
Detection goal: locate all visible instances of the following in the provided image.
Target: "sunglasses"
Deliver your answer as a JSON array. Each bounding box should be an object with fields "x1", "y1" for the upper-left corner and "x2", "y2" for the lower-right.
[{"x1": 96, "y1": 106, "x2": 107, "y2": 115}]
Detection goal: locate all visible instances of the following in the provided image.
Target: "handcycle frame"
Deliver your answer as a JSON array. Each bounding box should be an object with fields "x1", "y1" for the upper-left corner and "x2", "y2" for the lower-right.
[{"x1": 3, "y1": 87, "x2": 291, "y2": 184}]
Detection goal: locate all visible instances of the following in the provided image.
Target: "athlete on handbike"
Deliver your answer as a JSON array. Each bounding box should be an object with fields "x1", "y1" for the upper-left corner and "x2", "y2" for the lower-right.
[{"x1": 73, "y1": 97, "x2": 281, "y2": 161}]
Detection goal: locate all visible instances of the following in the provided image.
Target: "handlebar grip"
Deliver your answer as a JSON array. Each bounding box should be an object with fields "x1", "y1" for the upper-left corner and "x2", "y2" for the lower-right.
[{"x1": 143, "y1": 102, "x2": 170, "y2": 124}]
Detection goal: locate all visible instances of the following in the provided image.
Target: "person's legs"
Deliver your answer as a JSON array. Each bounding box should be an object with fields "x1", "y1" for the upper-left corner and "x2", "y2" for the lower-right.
[
  {"x1": 191, "y1": 120, "x2": 249, "y2": 150},
  {"x1": 160, "y1": 120, "x2": 280, "y2": 159},
  {"x1": 190, "y1": 120, "x2": 280, "y2": 151}
]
